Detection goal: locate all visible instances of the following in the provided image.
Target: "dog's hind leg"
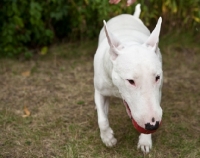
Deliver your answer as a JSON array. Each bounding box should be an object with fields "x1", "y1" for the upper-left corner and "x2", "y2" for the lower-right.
[
  {"x1": 133, "y1": 4, "x2": 141, "y2": 18},
  {"x1": 95, "y1": 90, "x2": 117, "y2": 147}
]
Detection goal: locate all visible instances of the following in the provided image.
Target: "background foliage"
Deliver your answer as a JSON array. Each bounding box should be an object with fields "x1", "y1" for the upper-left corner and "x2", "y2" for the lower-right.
[{"x1": 0, "y1": 0, "x2": 199, "y2": 58}]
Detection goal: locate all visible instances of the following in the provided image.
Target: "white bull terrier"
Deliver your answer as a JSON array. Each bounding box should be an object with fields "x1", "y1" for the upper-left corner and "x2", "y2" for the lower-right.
[{"x1": 93, "y1": 4, "x2": 163, "y2": 153}]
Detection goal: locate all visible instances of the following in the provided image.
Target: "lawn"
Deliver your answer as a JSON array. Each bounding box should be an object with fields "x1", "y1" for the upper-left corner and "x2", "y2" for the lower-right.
[{"x1": 0, "y1": 33, "x2": 200, "y2": 158}]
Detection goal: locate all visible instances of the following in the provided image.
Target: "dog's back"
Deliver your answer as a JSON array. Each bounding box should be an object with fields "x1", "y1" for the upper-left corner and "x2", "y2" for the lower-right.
[{"x1": 98, "y1": 14, "x2": 150, "y2": 45}]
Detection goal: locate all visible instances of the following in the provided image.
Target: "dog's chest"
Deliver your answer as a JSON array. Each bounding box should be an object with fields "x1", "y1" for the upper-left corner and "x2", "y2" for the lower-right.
[{"x1": 100, "y1": 85, "x2": 121, "y2": 98}]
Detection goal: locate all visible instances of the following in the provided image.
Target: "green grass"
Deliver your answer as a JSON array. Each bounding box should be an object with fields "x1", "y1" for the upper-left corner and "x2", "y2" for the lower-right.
[{"x1": 0, "y1": 33, "x2": 200, "y2": 157}]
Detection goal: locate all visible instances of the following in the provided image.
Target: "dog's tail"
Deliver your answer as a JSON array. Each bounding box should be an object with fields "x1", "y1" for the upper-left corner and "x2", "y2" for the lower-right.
[{"x1": 133, "y1": 4, "x2": 141, "y2": 18}]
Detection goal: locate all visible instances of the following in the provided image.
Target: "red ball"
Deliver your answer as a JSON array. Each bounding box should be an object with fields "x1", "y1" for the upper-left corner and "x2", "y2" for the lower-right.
[{"x1": 132, "y1": 119, "x2": 160, "y2": 134}]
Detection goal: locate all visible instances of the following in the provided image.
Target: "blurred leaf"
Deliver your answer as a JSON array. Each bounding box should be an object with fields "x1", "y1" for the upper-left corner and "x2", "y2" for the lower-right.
[
  {"x1": 162, "y1": 4, "x2": 167, "y2": 14},
  {"x1": 84, "y1": 0, "x2": 89, "y2": 5},
  {"x1": 40, "y1": 46, "x2": 48, "y2": 55},
  {"x1": 22, "y1": 106, "x2": 31, "y2": 117},
  {"x1": 193, "y1": 17, "x2": 200, "y2": 23},
  {"x1": 172, "y1": 1, "x2": 177, "y2": 13},
  {"x1": 21, "y1": 70, "x2": 31, "y2": 77},
  {"x1": 13, "y1": 16, "x2": 24, "y2": 28}
]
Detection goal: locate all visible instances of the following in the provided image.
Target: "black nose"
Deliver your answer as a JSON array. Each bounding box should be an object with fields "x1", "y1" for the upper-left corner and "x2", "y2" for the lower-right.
[{"x1": 145, "y1": 121, "x2": 159, "y2": 130}]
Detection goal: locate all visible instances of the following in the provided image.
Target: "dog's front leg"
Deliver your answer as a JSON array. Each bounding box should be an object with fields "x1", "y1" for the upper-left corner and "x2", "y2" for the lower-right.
[
  {"x1": 137, "y1": 134, "x2": 152, "y2": 154},
  {"x1": 95, "y1": 90, "x2": 117, "y2": 147}
]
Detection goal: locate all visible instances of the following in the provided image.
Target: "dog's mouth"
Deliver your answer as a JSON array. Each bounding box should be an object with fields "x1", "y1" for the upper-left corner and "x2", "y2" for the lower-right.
[{"x1": 123, "y1": 100, "x2": 159, "y2": 134}]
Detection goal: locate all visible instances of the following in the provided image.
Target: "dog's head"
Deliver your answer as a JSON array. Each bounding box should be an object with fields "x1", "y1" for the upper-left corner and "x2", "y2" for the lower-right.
[{"x1": 104, "y1": 18, "x2": 163, "y2": 134}]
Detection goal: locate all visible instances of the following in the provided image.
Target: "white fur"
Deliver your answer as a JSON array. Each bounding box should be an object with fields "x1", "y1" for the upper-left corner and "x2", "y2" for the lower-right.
[{"x1": 94, "y1": 4, "x2": 163, "y2": 153}]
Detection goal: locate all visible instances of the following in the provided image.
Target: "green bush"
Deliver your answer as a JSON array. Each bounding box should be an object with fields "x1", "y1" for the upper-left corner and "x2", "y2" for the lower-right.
[
  {"x1": 0, "y1": 0, "x2": 68, "y2": 58},
  {"x1": 140, "y1": 0, "x2": 200, "y2": 32},
  {"x1": 0, "y1": 0, "x2": 199, "y2": 58}
]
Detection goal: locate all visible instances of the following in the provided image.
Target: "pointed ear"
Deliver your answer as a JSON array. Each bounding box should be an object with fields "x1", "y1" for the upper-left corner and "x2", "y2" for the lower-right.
[
  {"x1": 103, "y1": 20, "x2": 124, "y2": 60},
  {"x1": 143, "y1": 17, "x2": 162, "y2": 52}
]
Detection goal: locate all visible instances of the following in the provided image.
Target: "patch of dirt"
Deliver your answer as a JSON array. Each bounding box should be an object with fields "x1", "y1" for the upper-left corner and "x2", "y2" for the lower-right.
[{"x1": 0, "y1": 56, "x2": 95, "y2": 122}]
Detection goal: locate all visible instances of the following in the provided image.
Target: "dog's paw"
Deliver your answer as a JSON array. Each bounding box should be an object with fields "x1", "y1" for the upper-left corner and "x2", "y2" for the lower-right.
[
  {"x1": 137, "y1": 134, "x2": 152, "y2": 154},
  {"x1": 100, "y1": 127, "x2": 117, "y2": 147}
]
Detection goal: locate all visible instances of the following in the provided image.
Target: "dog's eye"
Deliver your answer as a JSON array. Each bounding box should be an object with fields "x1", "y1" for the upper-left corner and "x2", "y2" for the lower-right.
[
  {"x1": 155, "y1": 75, "x2": 160, "y2": 81},
  {"x1": 127, "y1": 79, "x2": 135, "y2": 85}
]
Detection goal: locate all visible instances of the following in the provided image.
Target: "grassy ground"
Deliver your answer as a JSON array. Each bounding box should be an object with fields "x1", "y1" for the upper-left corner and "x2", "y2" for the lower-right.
[{"x1": 0, "y1": 33, "x2": 200, "y2": 158}]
